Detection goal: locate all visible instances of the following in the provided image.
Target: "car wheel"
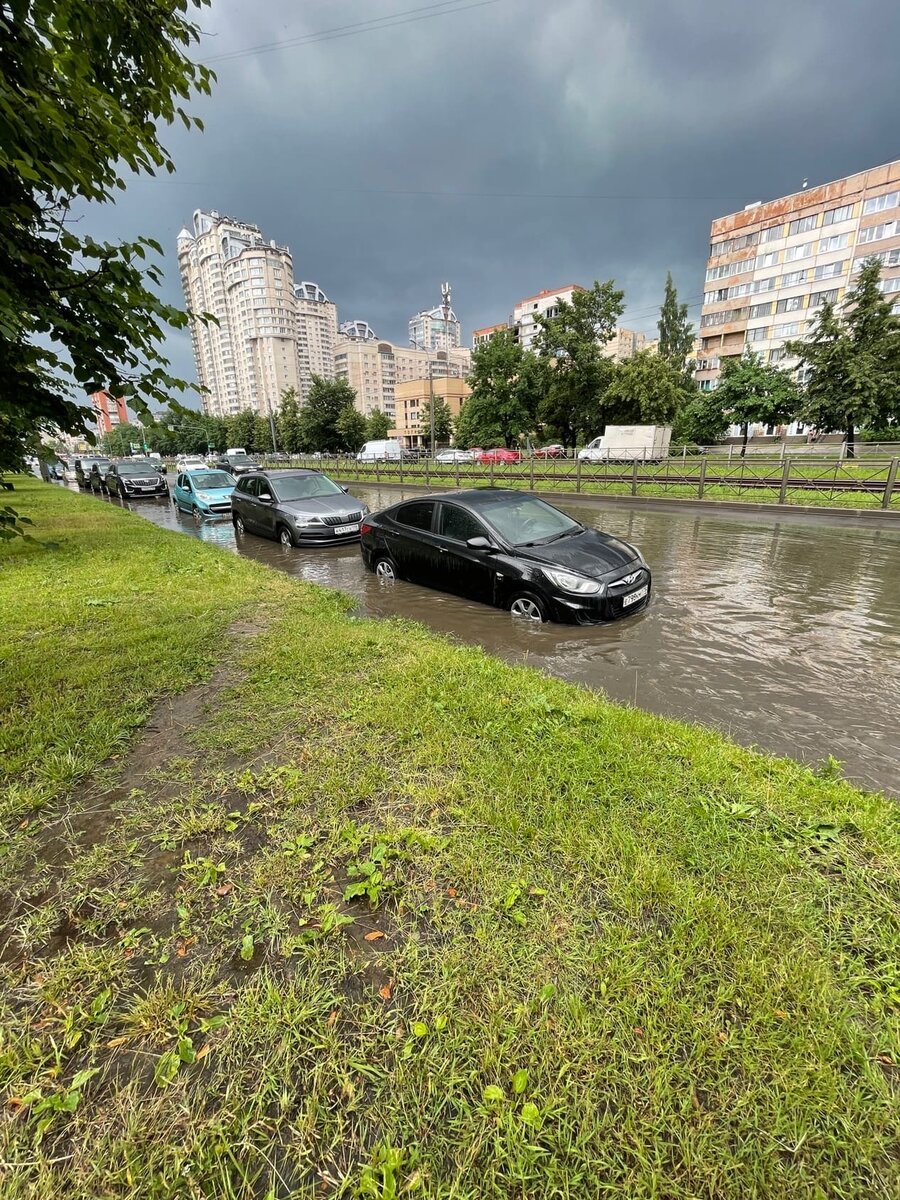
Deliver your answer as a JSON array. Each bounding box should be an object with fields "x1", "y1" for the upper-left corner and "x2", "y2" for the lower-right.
[
  {"x1": 374, "y1": 555, "x2": 399, "y2": 581},
  {"x1": 233, "y1": 514, "x2": 246, "y2": 536},
  {"x1": 192, "y1": 506, "x2": 203, "y2": 525},
  {"x1": 509, "y1": 592, "x2": 548, "y2": 623},
  {"x1": 278, "y1": 524, "x2": 296, "y2": 547}
]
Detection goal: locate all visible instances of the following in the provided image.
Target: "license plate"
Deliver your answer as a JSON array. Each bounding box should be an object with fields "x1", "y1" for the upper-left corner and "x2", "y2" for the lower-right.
[
  {"x1": 622, "y1": 585, "x2": 648, "y2": 607},
  {"x1": 334, "y1": 523, "x2": 359, "y2": 535}
]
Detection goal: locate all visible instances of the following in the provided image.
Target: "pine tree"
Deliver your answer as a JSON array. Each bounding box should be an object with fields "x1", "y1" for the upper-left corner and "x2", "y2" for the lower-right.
[{"x1": 657, "y1": 272, "x2": 695, "y2": 370}]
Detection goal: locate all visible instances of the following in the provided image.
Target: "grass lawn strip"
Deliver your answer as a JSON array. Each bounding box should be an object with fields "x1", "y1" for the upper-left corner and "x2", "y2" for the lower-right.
[{"x1": 0, "y1": 478, "x2": 898, "y2": 1198}]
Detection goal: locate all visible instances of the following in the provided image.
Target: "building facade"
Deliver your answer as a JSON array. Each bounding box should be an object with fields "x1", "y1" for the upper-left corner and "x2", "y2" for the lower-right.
[
  {"x1": 90, "y1": 391, "x2": 128, "y2": 435},
  {"x1": 601, "y1": 328, "x2": 649, "y2": 362},
  {"x1": 697, "y1": 159, "x2": 900, "y2": 391},
  {"x1": 176, "y1": 209, "x2": 301, "y2": 419},
  {"x1": 472, "y1": 323, "x2": 509, "y2": 349},
  {"x1": 333, "y1": 327, "x2": 471, "y2": 423},
  {"x1": 512, "y1": 285, "x2": 586, "y2": 351},
  {"x1": 293, "y1": 281, "x2": 337, "y2": 398},
  {"x1": 408, "y1": 283, "x2": 461, "y2": 351},
  {"x1": 392, "y1": 377, "x2": 471, "y2": 448}
]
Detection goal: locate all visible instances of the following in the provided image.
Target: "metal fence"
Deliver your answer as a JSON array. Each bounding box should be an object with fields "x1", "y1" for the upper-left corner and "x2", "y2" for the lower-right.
[{"x1": 268, "y1": 453, "x2": 900, "y2": 511}]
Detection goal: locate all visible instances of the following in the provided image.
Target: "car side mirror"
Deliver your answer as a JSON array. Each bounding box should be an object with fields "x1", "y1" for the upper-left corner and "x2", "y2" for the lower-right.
[
  {"x1": 341, "y1": 485, "x2": 349, "y2": 493},
  {"x1": 259, "y1": 492, "x2": 273, "y2": 503},
  {"x1": 467, "y1": 536, "x2": 496, "y2": 553}
]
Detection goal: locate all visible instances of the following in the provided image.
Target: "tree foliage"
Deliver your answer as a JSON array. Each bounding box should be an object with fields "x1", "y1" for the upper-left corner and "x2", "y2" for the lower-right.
[
  {"x1": 336, "y1": 405, "x2": 367, "y2": 452},
  {"x1": 0, "y1": 0, "x2": 214, "y2": 473},
  {"x1": 714, "y1": 350, "x2": 799, "y2": 454},
  {"x1": 418, "y1": 397, "x2": 454, "y2": 445},
  {"x1": 276, "y1": 388, "x2": 304, "y2": 454},
  {"x1": 787, "y1": 259, "x2": 900, "y2": 455},
  {"x1": 366, "y1": 408, "x2": 392, "y2": 441},
  {"x1": 297, "y1": 377, "x2": 360, "y2": 452},
  {"x1": 673, "y1": 392, "x2": 732, "y2": 447},
  {"x1": 605, "y1": 351, "x2": 694, "y2": 425},
  {"x1": 534, "y1": 281, "x2": 625, "y2": 448},
  {"x1": 458, "y1": 329, "x2": 543, "y2": 448},
  {"x1": 657, "y1": 272, "x2": 695, "y2": 371}
]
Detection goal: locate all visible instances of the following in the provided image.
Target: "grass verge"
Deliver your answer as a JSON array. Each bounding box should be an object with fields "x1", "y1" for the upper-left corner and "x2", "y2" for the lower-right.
[{"x1": 1, "y1": 478, "x2": 898, "y2": 1198}]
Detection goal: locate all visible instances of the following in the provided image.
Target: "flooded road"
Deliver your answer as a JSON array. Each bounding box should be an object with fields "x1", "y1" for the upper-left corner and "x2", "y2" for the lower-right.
[{"x1": 88, "y1": 483, "x2": 900, "y2": 794}]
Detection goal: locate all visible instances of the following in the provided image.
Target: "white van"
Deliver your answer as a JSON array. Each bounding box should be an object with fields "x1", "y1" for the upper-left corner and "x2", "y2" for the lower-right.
[{"x1": 356, "y1": 439, "x2": 403, "y2": 462}]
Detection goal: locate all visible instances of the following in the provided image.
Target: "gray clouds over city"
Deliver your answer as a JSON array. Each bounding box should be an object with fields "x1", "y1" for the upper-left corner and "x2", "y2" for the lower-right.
[{"x1": 84, "y1": 0, "x2": 900, "y2": 400}]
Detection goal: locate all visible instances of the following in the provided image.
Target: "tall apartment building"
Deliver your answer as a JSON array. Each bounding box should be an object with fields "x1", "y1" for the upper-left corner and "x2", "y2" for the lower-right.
[
  {"x1": 602, "y1": 328, "x2": 649, "y2": 362},
  {"x1": 293, "y1": 281, "x2": 337, "y2": 397},
  {"x1": 408, "y1": 283, "x2": 461, "y2": 350},
  {"x1": 333, "y1": 325, "x2": 471, "y2": 422},
  {"x1": 90, "y1": 391, "x2": 128, "y2": 435},
  {"x1": 393, "y1": 377, "x2": 471, "y2": 448},
  {"x1": 697, "y1": 159, "x2": 900, "y2": 390},
  {"x1": 472, "y1": 323, "x2": 508, "y2": 349},
  {"x1": 513, "y1": 285, "x2": 586, "y2": 351},
  {"x1": 176, "y1": 209, "x2": 301, "y2": 419}
]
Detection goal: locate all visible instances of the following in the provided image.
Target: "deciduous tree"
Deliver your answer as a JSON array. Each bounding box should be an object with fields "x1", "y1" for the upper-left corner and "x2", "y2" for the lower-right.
[
  {"x1": 418, "y1": 397, "x2": 453, "y2": 445},
  {"x1": 461, "y1": 329, "x2": 541, "y2": 448},
  {"x1": 336, "y1": 405, "x2": 367, "y2": 453},
  {"x1": 714, "y1": 351, "x2": 799, "y2": 456},
  {"x1": 604, "y1": 351, "x2": 694, "y2": 425},
  {"x1": 276, "y1": 388, "x2": 304, "y2": 454},
  {"x1": 366, "y1": 408, "x2": 392, "y2": 441},
  {"x1": 296, "y1": 377, "x2": 360, "y2": 452}
]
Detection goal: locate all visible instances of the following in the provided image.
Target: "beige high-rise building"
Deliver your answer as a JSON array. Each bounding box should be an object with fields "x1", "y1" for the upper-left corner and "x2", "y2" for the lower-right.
[
  {"x1": 408, "y1": 283, "x2": 462, "y2": 350},
  {"x1": 333, "y1": 324, "x2": 471, "y2": 423},
  {"x1": 293, "y1": 281, "x2": 338, "y2": 398},
  {"x1": 177, "y1": 209, "x2": 301, "y2": 419},
  {"x1": 697, "y1": 159, "x2": 900, "y2": 391},
  {"x1": 481, "y1": 289, "x2": 646, "y2": 360},
  {"x1": 392, "y1": 377, "x2": 471, "y2": 448},
  {"x1": 601, "y1": 328, "x2": 649, "y2": 362}
]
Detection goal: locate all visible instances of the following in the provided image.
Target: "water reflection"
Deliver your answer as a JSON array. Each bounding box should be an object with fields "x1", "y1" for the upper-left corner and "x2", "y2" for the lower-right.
[{"x1": 85, "y1": 483, "x2": 900, "y2": 794}]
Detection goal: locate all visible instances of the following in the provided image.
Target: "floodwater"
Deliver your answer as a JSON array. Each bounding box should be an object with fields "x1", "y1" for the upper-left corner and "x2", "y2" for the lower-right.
[{"x1": 85, "y1": 482, "x2": 900, "y2": 795}]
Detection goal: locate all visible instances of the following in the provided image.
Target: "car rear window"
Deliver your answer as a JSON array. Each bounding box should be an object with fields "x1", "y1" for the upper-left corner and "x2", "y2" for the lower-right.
[{"x1": 395, "y1": 501, "x2": 435, "y2": 531}]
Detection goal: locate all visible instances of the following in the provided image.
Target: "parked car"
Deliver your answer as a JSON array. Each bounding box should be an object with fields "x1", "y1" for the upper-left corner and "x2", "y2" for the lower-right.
[
  {"x1": 476, "y1": 448, "x2": 521, "y2": 465},
  {"x1": 89, "y1": 459, "x2": 119, "y2": 492},
  {"x1": 360, "y1": 489, "x2": 650, "y2": 624},
  {"x1": 172, "y1": 468, "x2": 236, "y2": 520},
  {"x1": 532, "y1": 444, "x2": 566, "y2": 459},
  {"x1": 106, "y1": 459, "x2": 169, "y2": 499},
  {"x1": 213, "y1": 452, "x2": 260, "y2": 476},
  {"x1": 435, "y1": 448, "x2": 475, "y2": 464},
  {"x1": 176, "y1": 456, "x2": 209, "y2": 473},
  {"x1": 231, "y1": 469, "x2": 369, "y2": 547},
  {"x1": 75, "y1": 456, "x2": 111, "y2": 488},
  {"x1": 357, "y1": 440, "x2": 403, "y2": 462}
]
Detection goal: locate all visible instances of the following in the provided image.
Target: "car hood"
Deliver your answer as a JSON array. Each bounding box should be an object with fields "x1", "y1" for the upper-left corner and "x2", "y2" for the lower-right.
[
  {"x1": 193, "y1": 486, "x2": 234, "y2": 498},
  {"x1": 514, "y1": 528, "x2": 641, "y2": 581},
  {"x1": 281, "y1": 494, "x2": 362, "y2": 517}
]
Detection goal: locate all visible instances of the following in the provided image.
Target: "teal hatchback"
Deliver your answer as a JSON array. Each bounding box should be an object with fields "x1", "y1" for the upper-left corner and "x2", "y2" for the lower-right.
[{"x1": 172, "y1": 468, "x2": 236, "y2": 520}]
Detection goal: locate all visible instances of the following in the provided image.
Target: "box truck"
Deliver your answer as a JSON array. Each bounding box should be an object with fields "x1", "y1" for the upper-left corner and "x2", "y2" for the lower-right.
[{"x1": 578, "y1": 425, "x2": 672, "y2": 463}]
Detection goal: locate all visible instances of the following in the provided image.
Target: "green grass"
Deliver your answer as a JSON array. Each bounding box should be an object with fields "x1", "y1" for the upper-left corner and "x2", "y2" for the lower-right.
[
  {"x1": 297, "y1": 458, "x2": 897, "y2": 510},
  {"x1": 1, "y1": 478, "x2": 898, "y2": 1198}
]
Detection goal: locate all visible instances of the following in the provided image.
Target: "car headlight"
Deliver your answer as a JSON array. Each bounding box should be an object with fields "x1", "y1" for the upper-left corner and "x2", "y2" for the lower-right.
[
  {"x1": 293, "y1": 514, "x2": 323, "y2": 526},
  {"x1": 197, "y1": 492, "x2": 212, "y2": 502},
  {"x1": 542, "y1": 567, "x2": 604, "y2": 596}
]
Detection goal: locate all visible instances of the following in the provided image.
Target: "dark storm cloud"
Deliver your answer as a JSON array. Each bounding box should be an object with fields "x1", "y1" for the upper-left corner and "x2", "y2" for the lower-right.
[{"x1": 84, "y1": 0, "x2": 900, "y2": 401}]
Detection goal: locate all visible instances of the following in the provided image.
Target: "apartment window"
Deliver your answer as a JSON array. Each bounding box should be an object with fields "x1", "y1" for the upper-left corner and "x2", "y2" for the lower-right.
[
  {"x1": 769, "y1": 347, "x2": 789, "y2": 362},
  {"x1": 862, "y1": 190, "x2": 899, "y2": 215},
  {"x1": 809, "y1": 288, "x2": 839, "y2": 307},
  {"x1": 756, "y1": 250, "x2": 779, "y2": 268},
  {"x1": 749, "y1": 302, "x2": 773, "y2": 318},
  {"x1": 747, "y1": 326, "x2": 769, "y2": 341},
  {"x1": 868, "y1": 248, "x2": 900, "y2": 268},
  {"x1": 782, "y1": 270, "x2": 807, "y2": 287},
  {"x1": 858, "y1": 221, "x2": 898, "y2": 245},
  {"x1": 879, "y1": 276, "x2": 900, "y2": 294},
  {"x1": 776, "y1": 321, "x2": 802, "y2": 337},
  {"x1": 784, "y1": 241, "x2": 811, "y2": 262},
  {"x1": 823, "y1": 204, "x2": 853, "y2": 226},
  {"x1": 818, "y1": 233, "x2": 850, "y2": 253},
  {"x1": 788, "y1": 214, "x2": 819, "y2": 236},
  {"x1": 761, "y1": 225, "x2": 784, "y2": 242},
  {"x1": 752, "y1": 277, "x2": 776, "y2": 293},
  {"x1": 735, "y1": 232, "x2": 758, "y2": 250},
  {"x1": 814, "y1": 261, "x2": 845, "y2": 280},
  {"x1": 776, "y1": 295, "x2": 805, "y2": 313}
]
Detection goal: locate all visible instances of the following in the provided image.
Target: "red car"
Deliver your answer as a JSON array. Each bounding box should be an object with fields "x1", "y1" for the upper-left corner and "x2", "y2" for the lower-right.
[
  {"x1": 476, "y1": 448, "x2": 521, "y2": 464},
  {"x1": 532, "y1": 444, "x2": 565, "y2": 459}
]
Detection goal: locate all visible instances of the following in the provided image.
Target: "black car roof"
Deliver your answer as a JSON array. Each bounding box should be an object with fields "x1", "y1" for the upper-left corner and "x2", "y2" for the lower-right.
[
  {"x1": 248, "y1": 468, "x2": 320, "y2": 477},
  {"x1": 392, "y1": 488, "x2": 528, "y2": 510}
]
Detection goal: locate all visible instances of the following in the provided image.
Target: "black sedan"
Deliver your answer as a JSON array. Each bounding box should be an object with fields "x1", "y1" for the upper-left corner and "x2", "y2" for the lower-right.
[
  {"x1": 105, "y1": 460, "x2": 169, "y2": 499},
  {"x1": 360, "y1": 489, "x2": 651, "y2": 623}
]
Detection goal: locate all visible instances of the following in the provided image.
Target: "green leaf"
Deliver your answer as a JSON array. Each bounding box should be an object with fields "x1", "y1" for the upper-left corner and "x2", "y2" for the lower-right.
[
  {"x1": 413, "y1": 1022, "x2": 428, "y2": 1038},
  {"x1": 521, "y1": 1101, "x2": 541, "y2": 1126},
  {"x1": 512, "y1": 1069, "x2": 528, "y2": 1094},
  {"x1": 482, "y1": 1084, "x2": 505, "y2": 1104},
  {"x1": 154, "y1": 1049, "x2": 180, "y2": 1087},
  {"x1": 239, "y1": 934, "x2": 255, "y2": 961}
]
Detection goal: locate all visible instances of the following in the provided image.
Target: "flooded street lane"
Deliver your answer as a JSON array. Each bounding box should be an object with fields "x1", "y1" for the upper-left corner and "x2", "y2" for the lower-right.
[{"x1": 93, "y1": 484, "x2": 900, "y2": 794}]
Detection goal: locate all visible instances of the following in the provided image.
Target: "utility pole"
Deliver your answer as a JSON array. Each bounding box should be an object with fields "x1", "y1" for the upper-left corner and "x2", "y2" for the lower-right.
[{"x1": 429, "y1": 361, "x2": 435, "y2": 458}]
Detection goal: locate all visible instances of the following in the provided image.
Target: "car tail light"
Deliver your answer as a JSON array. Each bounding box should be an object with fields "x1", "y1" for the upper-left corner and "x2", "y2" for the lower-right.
[{"x1": 360, "y1": 522, "x2": 373, "y2": 535}]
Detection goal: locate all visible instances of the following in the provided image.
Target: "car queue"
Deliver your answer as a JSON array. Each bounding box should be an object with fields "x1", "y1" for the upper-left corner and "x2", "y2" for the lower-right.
[{"x1": 66, "y1": 454, "x2": 651, "y2": 625}]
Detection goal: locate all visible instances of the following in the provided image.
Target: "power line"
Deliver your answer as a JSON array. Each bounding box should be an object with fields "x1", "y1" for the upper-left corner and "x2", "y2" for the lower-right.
[{"x1": 206, "y1": 0, "x2": 509, "y2": 64}]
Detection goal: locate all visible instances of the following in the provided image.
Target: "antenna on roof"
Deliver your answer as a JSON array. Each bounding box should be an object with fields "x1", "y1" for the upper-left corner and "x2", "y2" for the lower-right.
[{"x1": 801, "y1": 177, "x2": 808, "y2": 190}]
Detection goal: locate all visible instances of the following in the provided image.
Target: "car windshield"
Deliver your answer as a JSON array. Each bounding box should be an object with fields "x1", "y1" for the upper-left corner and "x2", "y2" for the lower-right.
[
  {"x1": 227, "y1": 455, "x2": 254, "y2": 464},
  {"x1": 273, "y1": 474, "x2": 343, "y2": 502},
  {"x1": 479, "y1": 495, "x2": 581, "y2": 546},
  {"x1": 190, "y1": 471, "x2": 233, "y2": 489},
  {"x1": 119, "y1": 461, "x2": 157, "y2": 474}
]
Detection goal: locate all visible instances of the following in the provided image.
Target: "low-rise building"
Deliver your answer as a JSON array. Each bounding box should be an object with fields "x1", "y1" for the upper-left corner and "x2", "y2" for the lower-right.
[
  {"x1": 392, "y1": 376, "x2": 471, "y2": 449},
  {"x1": 601, "y1": 328, "x2": 649, "y2": 362}
]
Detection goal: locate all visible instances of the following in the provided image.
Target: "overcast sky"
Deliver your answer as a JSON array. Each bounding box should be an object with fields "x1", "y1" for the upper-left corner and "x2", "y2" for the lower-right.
[{"x1": 84, "y1": 0, "x2": 900, "y2": 406}]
